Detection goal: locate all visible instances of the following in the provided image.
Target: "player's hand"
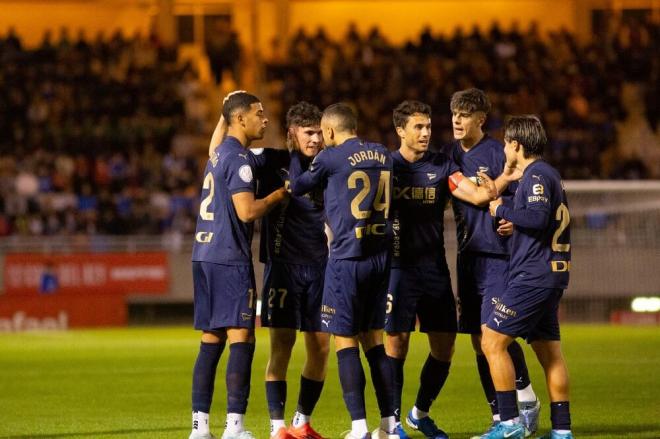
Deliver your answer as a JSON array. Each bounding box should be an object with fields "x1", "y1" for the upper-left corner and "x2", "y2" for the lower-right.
[
  {"x1": 496, "y1": 219, "x2": 514, "y2": 236},
  {"x1": 489, "y1": 197, "x2": 502, "y2": 217},
  {"x1": 477, "y1": 171, "x2": 498, "y2": 200},
  {"x1": 503, "y1": 164, "x2": 523, "y2": 181}
]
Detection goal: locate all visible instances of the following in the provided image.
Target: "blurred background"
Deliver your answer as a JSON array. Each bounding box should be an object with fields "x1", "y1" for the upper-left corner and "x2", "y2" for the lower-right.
[{"x1": 0, "y1": 0, "x2": 658, "y2": 331}]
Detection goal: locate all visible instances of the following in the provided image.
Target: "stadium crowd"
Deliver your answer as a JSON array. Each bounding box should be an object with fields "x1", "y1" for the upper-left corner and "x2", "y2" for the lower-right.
[
  {"x1": 0, "y1": 28, "x2": 206, "y2": 237},
  {"x1": 0, "y1": 17, "x2": 658, "y2": 237},
  {"x1": 267, "y1": 18, "x2": 659, "y2": 179}
]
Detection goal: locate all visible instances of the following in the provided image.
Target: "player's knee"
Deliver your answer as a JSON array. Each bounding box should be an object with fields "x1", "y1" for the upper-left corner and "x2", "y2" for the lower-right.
[
  {"x1": 429, "y1": 332, "x2": 456, "y2": 361},
  {"x1": 480, "y1": 330, "x2": 505, "y2": 356},
  {"x1": 385, "y1": 332, "x2": 410, "y2": 358}
]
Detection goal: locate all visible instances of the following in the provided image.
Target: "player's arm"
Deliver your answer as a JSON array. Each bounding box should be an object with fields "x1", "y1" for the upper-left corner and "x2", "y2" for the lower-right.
[
  {"x1": 489, "y1": 180, "x2": 551, "y2": 229},
  {"x1": 449, "y1": 171, "x2": 497, "y2": 206},
  {"x1": 232, "y1": 188, "x2": 288, "y2": 223},
  {"x1": 290, "y1": 150, "x2": 329, "y2": 196}
]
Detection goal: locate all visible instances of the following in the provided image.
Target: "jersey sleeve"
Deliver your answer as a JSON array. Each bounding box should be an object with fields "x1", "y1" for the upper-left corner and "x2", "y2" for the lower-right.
[
  {"x1": 290, "y1": 149, "x2": 330, "y2": 196},
  {"x1": 226, "y1": 154, "x2": 256, "y2": 195},
  {"x1": 497, "y1": 174, "x2": 551, "y2": 229}
]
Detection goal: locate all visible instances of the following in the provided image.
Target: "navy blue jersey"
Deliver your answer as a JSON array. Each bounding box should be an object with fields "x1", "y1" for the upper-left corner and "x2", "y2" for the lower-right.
[
  {"x1": 192, "y1": 136, "x2": 255, "y2": 265},
  {"x1": 446, "y1": 135, "x2": 516, "y2": 255},
  {"x1": 391, "y1": 150, "x2": 458, "y2": 267},
  {"x1": 254, "y1": 149, "x2": 328, "y2": 265},
  {"x1": 497, "y1": 160, "x2": 571, "y2": 289},
  {"x1": 291, "y1": 138, "x2": 392, "y2": 259}
]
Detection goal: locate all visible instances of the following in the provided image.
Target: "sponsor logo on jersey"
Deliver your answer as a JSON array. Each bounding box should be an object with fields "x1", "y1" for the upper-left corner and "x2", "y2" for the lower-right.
[
  {"x1": 427, "y1": 173, "x2": 437, "y2": 180},
  {"x1": 533, "y1": 183, "x2": 544, "y2": 195}
]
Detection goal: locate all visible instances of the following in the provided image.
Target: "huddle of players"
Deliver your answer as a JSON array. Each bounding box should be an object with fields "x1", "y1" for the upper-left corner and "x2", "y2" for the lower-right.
[{"x1": 189, "y1": 88, "x2": 574, "y2": 439}]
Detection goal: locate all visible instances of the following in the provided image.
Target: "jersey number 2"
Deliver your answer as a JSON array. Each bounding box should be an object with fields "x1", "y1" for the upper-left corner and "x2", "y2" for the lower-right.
[
  {"x1": 199, "y1": 172, "x2": 214, "y2": 221},
  {"x1": 551, "y1": 203, "x2": 570, "y2": 252}
]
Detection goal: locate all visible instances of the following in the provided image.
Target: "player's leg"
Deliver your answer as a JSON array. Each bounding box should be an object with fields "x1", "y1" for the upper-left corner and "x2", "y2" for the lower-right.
[
  {"x1": 190, "y1": 261, "x2": 232, "y2": 439},
  {"x1": 485, "y1": 256, "x2": 539, "y2": 434},
  {"x1": 385, "y1": 331, "x2": 410, "y2": 425},
  {"x1": 266, "y1": 328, "x2": 296, "y2": 439},
  {"x1": 261, "y1": 262, "x2": 300, "y2": 439},
  {"x1": 289, "y1": 264, "x2": 330, "y2": 439},
  {"x1": 361, "y1": 329, "x2": 399, "y2": 438},
  {"x1": 191, "y1": 330, "x2": 227, "y2": 439},
  {"x1": 288, "y1": 331, "x2": 330, "y2": 438},
  {"x1": 224, "y1": 327, "x2": 257, "y2": 439},
  {"x1": 361, "y1": 253, "x2": 399, "y2": 439},
  {"x1": 529, "y1": 289, "x2": 572, "y2": 439},
  {"x1": 457, "y1": 252, "x2": 500, "y2": 424},
  {"x1": 384, "y1": 266, "x2": 417, "y2": 433},
  {"x1": 323, "y1": 258, "x2": 369, "y2": 439},
  {"x1": 336, "y1": 335, "x2": 370, "y2": 439},
  {"x1": 478, "y1": 326, "x2": 525, "y2": 439},
  {"x1": 406, "y1": 268, "x2": 455, "y2": 439},
  {"x1": 219, "y1": 263, "x2": 258, "y2": 439}
]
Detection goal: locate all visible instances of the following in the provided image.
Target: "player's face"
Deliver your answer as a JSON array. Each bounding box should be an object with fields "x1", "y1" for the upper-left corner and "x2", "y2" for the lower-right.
[
  {"x1": 452, "y1": 110, "x2": 484, "y2": 143},
  {"x1": 291, "y1": 125, "x2": 323, "y2": 158},
  {"x1": 245, "y1": 103, "x2": 268, "y2": 140},
  {"x1": 503, "y1": 138, "x2": 519, "y2": 166},
  {"x1": 398, "y1": 113, "x2": 431, "y2": 153}
]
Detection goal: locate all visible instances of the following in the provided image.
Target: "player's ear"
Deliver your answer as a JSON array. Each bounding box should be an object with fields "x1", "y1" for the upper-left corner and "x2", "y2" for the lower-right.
[{"x1": 395, "y1": 126, "x2": 405, "y2": 139}]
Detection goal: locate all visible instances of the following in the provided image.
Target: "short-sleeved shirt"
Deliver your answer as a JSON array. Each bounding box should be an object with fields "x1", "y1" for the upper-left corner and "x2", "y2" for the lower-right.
[
  {"x1": 391, "y1": 150, "x2": 458, "y2": 268},
  {"x1": 192, "y1": 136, "x2": 255, "y2": 265},
  {"x1": 291, "y1": 138, "x2": 392, "y2": 259},
  {"x1": 499, "y1": 160, "x2": 571, "y2": 289},
  {"x1": 446, "y1": 135, "x2": 516, "y2": 255}
]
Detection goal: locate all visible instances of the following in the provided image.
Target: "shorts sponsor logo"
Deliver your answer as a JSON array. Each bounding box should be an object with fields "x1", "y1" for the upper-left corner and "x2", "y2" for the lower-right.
[{"x1": 241, "y1": 312, "x2": 252, "y2": 321}]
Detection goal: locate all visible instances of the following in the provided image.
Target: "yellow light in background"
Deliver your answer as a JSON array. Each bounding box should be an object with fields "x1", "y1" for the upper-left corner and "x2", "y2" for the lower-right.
[{"x1": 631, "y1": 297, "x2": 660, "y2": 313}]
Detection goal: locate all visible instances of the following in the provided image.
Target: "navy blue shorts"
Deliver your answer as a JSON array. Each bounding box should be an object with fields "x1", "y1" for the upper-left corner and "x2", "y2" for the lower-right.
[
  {"x1": 385, "y1": 264, "x2": 457, "y2": 333},
  {"x1": 320, "y1": 252, "x2": 390, "y2": 336},
  {"x1": 260, "y1": 261, "x2": 325, "y2": 332},
  {"x1": 485, "y1": 285, "x2": 563, "y2": 342},
  {"x1": 456, "y1": 251, "x2": 510, "y2": 334},
  {"x1": 192, "y1": 261, "x2": 257, "y2": 331}
]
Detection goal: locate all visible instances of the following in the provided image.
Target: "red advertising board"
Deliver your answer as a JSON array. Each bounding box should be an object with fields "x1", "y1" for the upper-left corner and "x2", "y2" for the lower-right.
[
  {"x1": 0, "y1": 294, "x2": 127, "y2": 330},
  {"x1": 3, "y1": 252, "x2": 169, "y2": 295}
]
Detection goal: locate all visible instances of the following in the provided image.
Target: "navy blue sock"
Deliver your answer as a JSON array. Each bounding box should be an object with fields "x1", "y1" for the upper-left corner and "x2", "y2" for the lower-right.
[
  {"x1": 476, "y1": 354, "x2": 499, "y2": 415},
  {"x1": 414, "y1": 355, "x2": 450, "y2": 412},
  {"x1": 297, "y1": 375, "x2": 324, "y2": 416},
  {"x1": 365, "y1": 344, "x2": 395, "y2": 418},
  {"x1": 496, "y1": 390, "x2": 518, "y2": 422},
  {"x1": 508, "y1": 341, "x2": 531, "y2": 389},
  {"x1": 388, "y1": 356, "x2": 405, "y2": 422},
  {"x1": 337, "y1": 347, "x2": 366, "y2": 420},
  {"x1": 192, "y1": 342, "x2": 225, "y2": 413},
  {"x1": 226, "y1": 342, "x2": 255, "y2": 414},
  {"x1": 550, "y1": 401, "x2": 571, "y2": 430},
  {"x1": 266, "y1": 380, "x2": 287, "y2": 419}
]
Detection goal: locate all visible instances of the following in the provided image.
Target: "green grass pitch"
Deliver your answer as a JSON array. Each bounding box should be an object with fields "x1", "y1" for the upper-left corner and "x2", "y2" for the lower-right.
[{"x1": 0, "y1": 324, "x2": 658, "y2": 438}]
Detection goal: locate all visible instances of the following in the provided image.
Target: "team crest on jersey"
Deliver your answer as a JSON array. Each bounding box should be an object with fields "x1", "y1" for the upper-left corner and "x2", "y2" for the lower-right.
[{"x1": 239, "y1": 164, "x2": 253, "y2": 183}]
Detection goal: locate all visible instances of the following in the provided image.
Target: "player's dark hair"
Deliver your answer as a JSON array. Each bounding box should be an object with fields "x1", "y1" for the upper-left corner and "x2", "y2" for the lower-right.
[
  {"x1": 450, "y1": 88, "x2": 491, "y2": 114},
  {"x1": 504, "y1": 115, "x2": 547, "y2": 158},
  {"x1": 222, "y1": 92, "x2": 261, "y2": 124},
  {"x1": 286, "y1": 101, "x2": 322, "y2": 129},
  {"x1": 393, "y1": 100, "x2": 432, "y2": 129},
  {"x1": 323, "y1": 103, "x2": 357, "y2": 133}
]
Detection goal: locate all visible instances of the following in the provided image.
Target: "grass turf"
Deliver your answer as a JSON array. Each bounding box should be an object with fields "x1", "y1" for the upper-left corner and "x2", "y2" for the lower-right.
[{"x1": 0, "y1": 324, "x2": 658, "y2": 438}]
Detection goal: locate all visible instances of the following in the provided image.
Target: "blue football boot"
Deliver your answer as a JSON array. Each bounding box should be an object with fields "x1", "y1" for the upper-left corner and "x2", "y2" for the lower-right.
[
  {"x1": 405, "y1": 410, "x2": 449, "y2": 439},
  {"x1": 472, "y1": 421, "x2": 526, "y2": 439},
  {"x1": 536, "y1": 431, "x2": 574, "y2": 439}
]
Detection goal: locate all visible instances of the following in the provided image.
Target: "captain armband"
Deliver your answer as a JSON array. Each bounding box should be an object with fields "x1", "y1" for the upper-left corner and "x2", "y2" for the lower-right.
[{"x1": 448, "y1": 172, "x2": 465, "y2": 192}]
